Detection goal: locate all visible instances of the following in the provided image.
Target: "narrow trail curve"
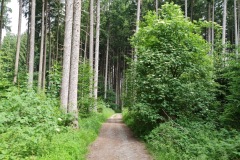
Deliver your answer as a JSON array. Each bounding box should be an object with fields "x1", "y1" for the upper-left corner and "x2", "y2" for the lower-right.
[{"x1": 87, "y1": 114, "x2": 153, "y2": 160}]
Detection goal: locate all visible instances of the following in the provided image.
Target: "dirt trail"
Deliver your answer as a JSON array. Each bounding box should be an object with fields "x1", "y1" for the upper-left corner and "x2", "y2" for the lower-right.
[{"x1": 87, "y1": 114, "x2": 152, "y2": 160}]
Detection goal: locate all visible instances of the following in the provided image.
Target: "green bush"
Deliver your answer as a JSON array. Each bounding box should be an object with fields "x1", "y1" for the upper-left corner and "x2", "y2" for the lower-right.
[
  {"x1": 38, "y1": 107, "x2": 114, "y2": 160},
  {"x1": 125, "y1": 3, "x2": 215, "y2": 132},
  {"x1": 0, "y1": 87, "x2": 64, "y2": 159},
  {"x1": 0, "y1": 87, "x2": 114, "y2": 159},
  {"x1": 145, "y1": 121, "x2": 240, "y2": 160},
  {"x1": 220, "y1": 58, "x2": 240, "y2": 128}
]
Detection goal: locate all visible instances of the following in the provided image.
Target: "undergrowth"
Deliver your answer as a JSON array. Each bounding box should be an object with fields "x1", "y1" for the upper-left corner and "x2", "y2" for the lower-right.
[
  {"x1": 123, "y1": 109, "x2": 240, "y2": 160},
  {"x1": 0, "y1": 87, "x2": 114, "y2": 159}
]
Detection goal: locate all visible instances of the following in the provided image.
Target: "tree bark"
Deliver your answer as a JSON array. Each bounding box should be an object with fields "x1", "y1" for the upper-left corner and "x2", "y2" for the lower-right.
[
  {"x1": 13, "y1": 0, "x2": 22, "y2": 84},
  {"x1": 68, "y1": 0, "x2": 81, "y2": 129},
  {"x1": 93, "y1": 0, "x2": 101, "y2": 111},
  {"x1": 84, "y1": 25, "x2": 88, "y2": 63},
  {"x1": 135, "y1": 0, "x2": 141, "y2": 61},
  {"x1": 89, "y1": 0, "x2": 94, "y2": 97},
  {"x1": 222, "y1": 0, "x2": 227, "y2": 55},
  {"x1": 60, "y1": 0, "x2": 73, "y2": 113},
  {"x1": 208, "y1": 2, "x2": 211, "y2": 44},
  {"x1": 156, "y1": 0, "x2": 158, "y2": 15},
  {"x1": 28, "y1": 0, "x2": 36, "y2": 88},
  {"x1": 42, "y1": 0, "x2": 48, "y2": 91},
  {"x1": 185, "y1": 0, "x2": 187, "y2": 18},
  {"x1": 104, "y1": 30, "x2": 109, "y2": 99},
  {"x1": 190, "y1": 0, "x2": 194, "y2": 21},
  {"x1": 212, "y1": 0, "x2": 215, "y2": 55},
  {"x1": 136, "y1": 0, "x2": 141, "y2": 33},
  {"x1": 0, "y1": 0, "x2": 4, "y2": 48},
  {"x1": 38, "y1": 0, "x2": 45, "y2": 91},
  {"x1": 234, "y1": 0, "x2": 238, "y2": 57}
]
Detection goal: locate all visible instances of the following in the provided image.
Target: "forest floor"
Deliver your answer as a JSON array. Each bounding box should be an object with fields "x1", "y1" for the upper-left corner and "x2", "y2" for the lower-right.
[{"x1": 87, "y1": 114, "x2": 152, "y2": 160}]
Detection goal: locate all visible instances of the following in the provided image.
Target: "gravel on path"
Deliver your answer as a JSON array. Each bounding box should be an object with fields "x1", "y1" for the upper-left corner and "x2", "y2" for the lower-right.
[{"x1": 87, "y1": 114, "x2": 153, "y2": 160}]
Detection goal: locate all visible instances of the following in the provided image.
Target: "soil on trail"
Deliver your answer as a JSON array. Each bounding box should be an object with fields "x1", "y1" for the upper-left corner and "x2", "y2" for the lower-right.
[{"x1": 87, "y1": 114, "x2": 152, "y2": 160}]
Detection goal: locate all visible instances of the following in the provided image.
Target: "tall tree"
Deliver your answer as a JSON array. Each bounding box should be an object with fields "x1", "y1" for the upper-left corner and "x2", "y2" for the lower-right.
[
  {"x1": 156, "y1": 0, "x2": 158, "y2": 15},
  {"x1": 38, "y1": 0, "x2": 45, "y2": 91},
  {"x1": 68, "y1": 0, "x2": 81, "y2": 128},
  {"x1": 222, "y1": 0, "x2": 227, "y2": 54},
  {"x1": 60, "y1": 0, "x2": 73, "y2": 113},
  {"x1": 135, "y1": 0, "x2": 141, "y2": 61},
  {"x1": 104, "y1": 30, "x2": 109, "y2": 99},
  {"x1": 234, "y1": 0, "x2": 238, "y2": 56},
  {"x1": 13, "y1": 0, "x2": 22, "y2": 84},
  {"x1": 28, "y1": 0, "x2": 36, "y2": 88},
  {"x1": 136, "y1": 0, "x2": 141, "y2": 33},
  {"x1": 89, "y1": 0, "x2": 94, "y2": 97},
  {"x1": 212, "y1": 0, "x2": 215, "y2": 54},
  {"x1": 94, "y1": 0, "x2": 100, "y2": 110},
  {"x1": 42, "y1": 0, "x2": 48, "y2": 90},
  {"x1": 185, "y1": 0, "x2": 187, "y2": 18},
  {"x1": 208, "y1": 1, "x2": 211, "y2": 45},
  {"x1": 0, "y1": 0, "x2": 4, "y2": 48}
]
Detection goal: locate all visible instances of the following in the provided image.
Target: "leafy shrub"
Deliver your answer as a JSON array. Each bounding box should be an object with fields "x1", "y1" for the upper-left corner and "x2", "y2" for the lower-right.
[
  {"x1": 220, "y1": 59, "x2": 240, "y2": 128},
  {"x1": 129, "y1": 3, "x2": 215, "y2": 125},
  {"x1": 38, "y1": 107, "x2": 114, "y2": 160},
  {"x1": 0, "y1": 87, "x2": 64, "y2": 159},
  {"x1": 0, "y1": 87, "x2": 114, "y2": 159},
  {"x1": 48, "y1": 62, "x2": 62, "y2": 97},
  {"x1": 145, "y1": 121, "x2": 240, "y2": 160}
]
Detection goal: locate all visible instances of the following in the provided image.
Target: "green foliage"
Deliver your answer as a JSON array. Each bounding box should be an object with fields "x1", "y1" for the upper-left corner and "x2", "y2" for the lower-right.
[
  {"x1": 78, "y1": 61, "x2": 94, "y2": 116},
  {"x1": 37, "y1": 107, "x2": 114, "y2": 160},
  {"x1": 145, "y1": 121, "x2": 240, "y2": 160},
  {"x1": 48, "y1": 62, "x2": 62, "y2": 97},
  {"x1": 124, "y1": 110, "x2": 240, "y2": 160},
  {"x1": 220, "y1": 58, "x2": 240, "y2": 128},
  {"x1": 0, "y1": 87, "x2": 64, "y2": 159},
  {"x1": 0, "y1": 33, "x2": 16, "y2": 81},
  {"x1": 127, "y1": 3, "x2": 215, "y2": 128},
  {"x1": 0, "y1": 86, "x2": 114, "y2": 159}
]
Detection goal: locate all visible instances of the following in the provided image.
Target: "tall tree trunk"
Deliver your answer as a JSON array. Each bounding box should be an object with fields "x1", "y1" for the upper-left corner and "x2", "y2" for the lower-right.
[
  {"x1": 60, "y1": 0, "x2": 73, "y2": 113},
  {"x1": 28, "y1": 0, "x2": 36, "y2": 88},
  {"x1": 48, "y1": 6, "x2": 52, "y2": 86},
  {"x1": 42, "y1": 1, "x2": 48, "y2": 91},
  {"x1": 135, "y1": 0, "x2": 141, "y2": 61},
  {"x1": 222, "y1": 0, "x2": 227, "y2": 55},
  {"x1": 208, "y1": 2, "x2": 211, "y2": 43},
  {"x1": 38, "y1": 0, "x2": 45, "y2": 91},
  {"x1": 185, "y1": 0, "x2": 187, "y2": 18},
  {"x1": 238, "y1": 0, "x2": 240, "y2": 45},
  {"x1": 26, "y1": 2, "x2": 30, "y2": 70},
  {"x1": 136, "y1": 0, "x2": 141, "y2": 33},
  {"x1": 190, "y1": 0, "x2": 194, "y2": 21},
  {"x1": 89, "y1": 0, "x2": 94, "y2": 97},
  {"x1": 208, "y1": 1, "x2": 211, "y2": 54},
  {"x1": 84, "y1": 25, "x2": 88, "y2": 63},
  {"x1": 56, "y1": 5, "x2": 60, "y2": 62},
  {"x1": 13, "y1": 0, "x2": 22, "y2": 84},
  {"x1": 0, "y1": 0, "x2": 4, "y2": 48},
  {"x1": 156, "y1": 0, "x2": 158, "y2": 15},
  {"x1": 212, "y1": 0, "x2": 215, "y2": 55},
  {"x1": 104, "y1": 30, "x2": 109, "y2": 99},
  {"x1": 234, "y1": 0, "x2": 238, "y2": 57},
  {"x1": 68, "y1": 0, "x2": 81, "y2": 129},
  {"x1": 94, "y1": 0, "x2": 101, "y2": 110}
]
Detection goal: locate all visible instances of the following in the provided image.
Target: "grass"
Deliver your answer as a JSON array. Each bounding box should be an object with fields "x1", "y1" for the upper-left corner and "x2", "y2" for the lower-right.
[{"x1": 37, "y1": 107, "x2": 114, "y2": 160}]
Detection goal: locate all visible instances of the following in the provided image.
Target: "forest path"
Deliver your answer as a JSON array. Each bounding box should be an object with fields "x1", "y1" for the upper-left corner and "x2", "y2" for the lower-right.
[{"x1": 87, "y1": 113, "x2": 152, "y2": 160}]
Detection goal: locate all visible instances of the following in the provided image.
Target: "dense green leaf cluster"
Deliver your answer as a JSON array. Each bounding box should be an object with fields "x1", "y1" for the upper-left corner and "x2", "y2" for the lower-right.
[
  {"x1": 146, "y1": 121, "x2": 240, "y2": 160},
  {"x1": 0, "y1": 88, "x2": 65, "y2": 159},
  {"x1": 220, "y1": 59, "x2": 240, "y2": 128},
  {"x1": 129, "y1": 3, "x2": 215, "y2": 126}
]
